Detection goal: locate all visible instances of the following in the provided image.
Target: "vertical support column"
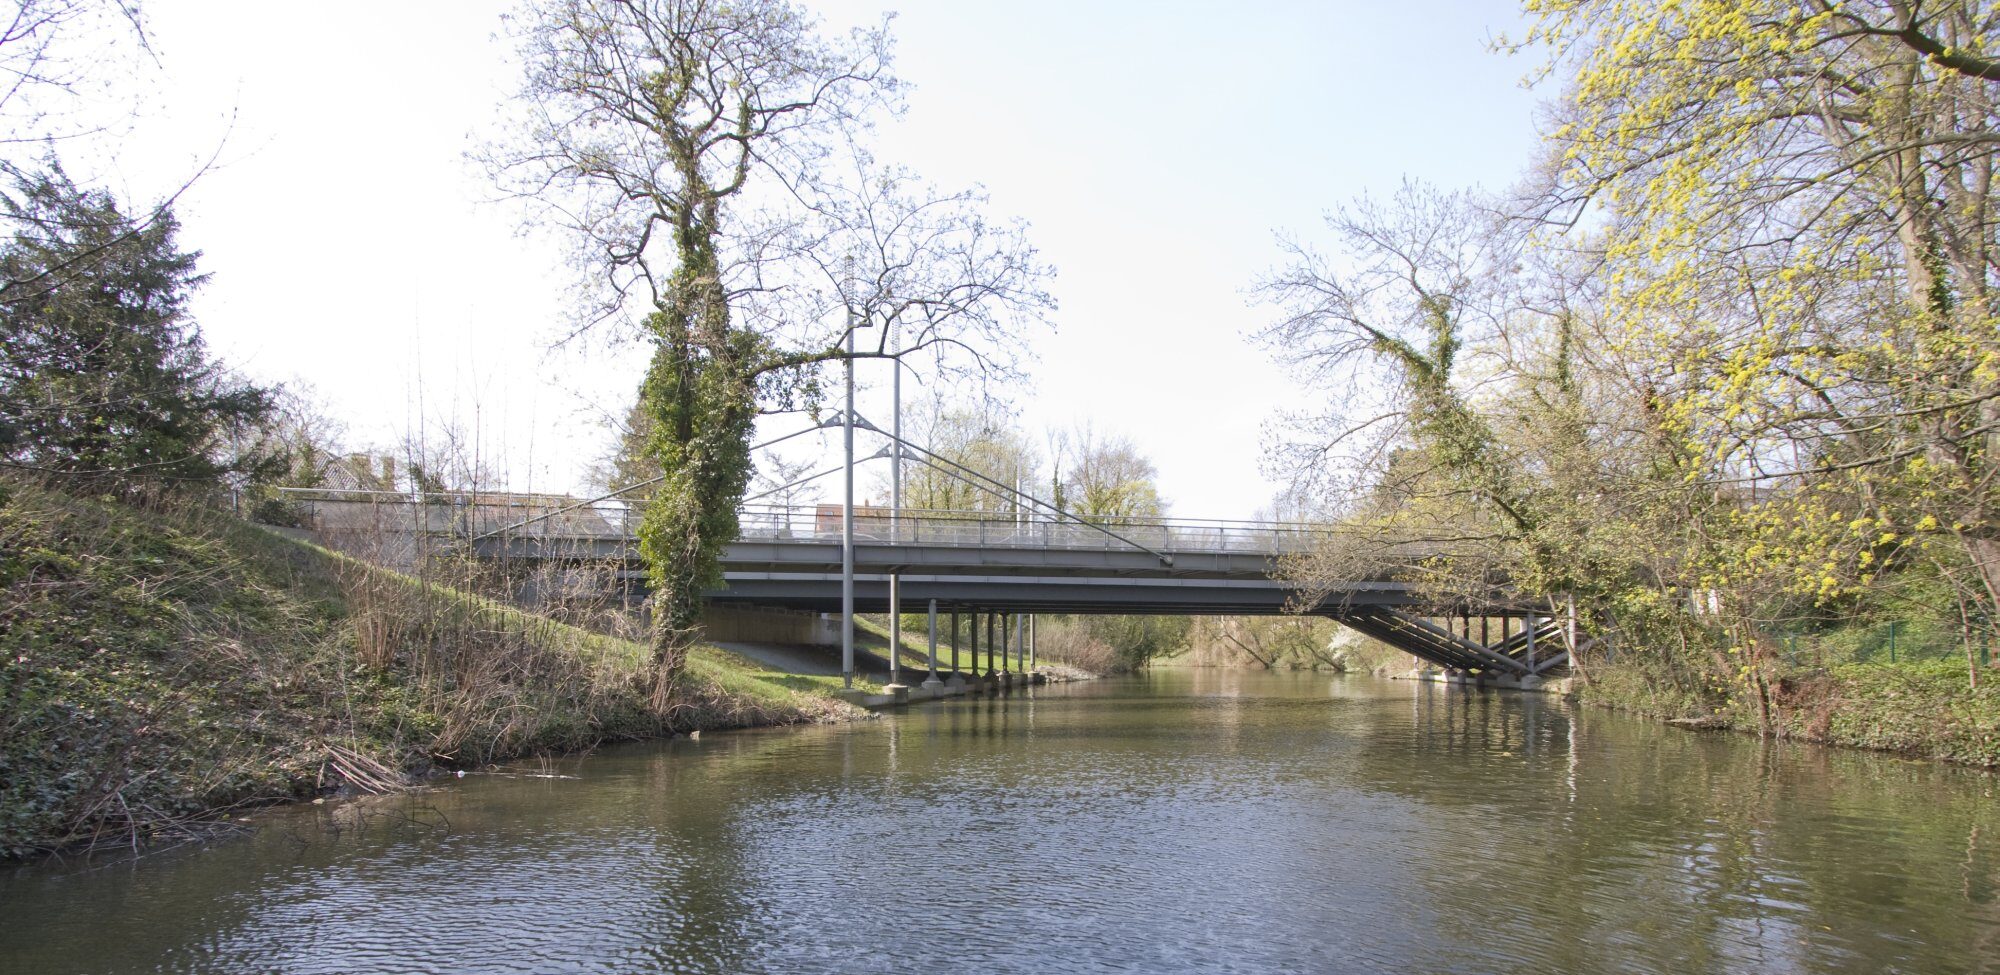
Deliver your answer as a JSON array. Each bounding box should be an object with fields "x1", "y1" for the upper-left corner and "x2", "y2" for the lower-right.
[
  {"x1": 1006, "y1": 613, "x2": 1015, "y2": 676},
  {"x1": 889, "y1": 576, "x2": 901, "y2": 686},
  {"x1": 922, "y1": 598, "x2": 941, "y2": 690},
  {"x1": 950, "y1": 610, "x2": 960, "y2": 676},
  {"x1": 970, "y1": 611, "x2": 981, "y2": 682},
  {"x1": 999, "y1": 613, "x2": 1012, "y2": 679},
  {"x1": 1029, "y1": 614, "x2": 1037, "y2": 673},
  {"x1": 985, "y1": 612, "x2": 996, "y2": 677},
  {"x1": 1015, "y1": 612, "x2": 1026, "y2": 675},
  {"x1": 1525, "y1": 611, "x2": 1538, "y2": 673}
]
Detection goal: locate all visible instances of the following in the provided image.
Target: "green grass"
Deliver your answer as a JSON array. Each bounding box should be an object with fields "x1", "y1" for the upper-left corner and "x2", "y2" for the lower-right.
[
  {"x1": 699, "y1": 646, "x2": 886, "y2": 695},
  {"x1": 853, "y1": 614, "x2": 1015, "y2": 674},
  {"x1": 0, "y1": 476, "x2": 861, "y2": 858}
]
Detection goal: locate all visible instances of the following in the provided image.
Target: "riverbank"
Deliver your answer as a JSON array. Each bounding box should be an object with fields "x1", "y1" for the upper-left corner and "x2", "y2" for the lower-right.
[
  {"x1": 1170, "y1": 644, "x2": 2000, "y2": 769},
  {"x1": 1384, "y1": 653, "x2": 2000, "y2": 769},
  {"x1": 0, "y1": 478, "x2": 863, "y2": 859},
  {"x1": 1575, "y1": 660, "x2": 2000, "y2": 769}
]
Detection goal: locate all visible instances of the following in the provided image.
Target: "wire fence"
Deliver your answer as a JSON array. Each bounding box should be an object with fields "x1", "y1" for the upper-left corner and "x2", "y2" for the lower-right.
[{"x1": 1774, "y1": 620, "x2": 1991, "y2": 668}]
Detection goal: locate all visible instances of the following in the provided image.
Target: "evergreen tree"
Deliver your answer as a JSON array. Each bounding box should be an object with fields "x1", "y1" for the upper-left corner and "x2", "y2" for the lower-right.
[{"x1": 0, "y1": 162, "x2": 274, "y2": 490}]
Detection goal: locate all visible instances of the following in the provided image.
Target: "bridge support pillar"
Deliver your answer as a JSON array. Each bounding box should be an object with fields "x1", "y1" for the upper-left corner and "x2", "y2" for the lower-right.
[
  {"x1": 889, "y1": 575, "x2": 902, "y2": 685},
  {"x1": 921, "y1": 599, "x2": 943, "y2": 691},
  {"x1": 1013, "y1": 612, "x2": 1025, "y2": 676},
  {"x1": 949, "y1": 610, "x2": 964, "y2": 683},
  {"x1": 998, "y1": 613, "x2": 1013, "y2": 687},
  {"x1": 1029, "y1": 614, "x2": 1036, "y2": 674}
]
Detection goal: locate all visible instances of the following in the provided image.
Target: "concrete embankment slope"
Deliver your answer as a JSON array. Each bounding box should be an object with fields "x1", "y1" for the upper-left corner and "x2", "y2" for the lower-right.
[{"x1": 713, "y1": 639, "x2": 888, "y2": 677}]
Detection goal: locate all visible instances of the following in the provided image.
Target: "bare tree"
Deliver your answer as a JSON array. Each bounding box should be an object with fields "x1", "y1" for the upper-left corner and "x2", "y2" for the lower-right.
[
  {"x1": 737, "y1": 142, "x2": 1055, "y2": 395},
  {"x1": 488, "y1": 0, "x2": 1051, "y2": 705},
  {"x1": 0, "y1": 0, "x2": 150, "y2": 149},
  {"x1": 892, "y1": 392, "x2": 1039, "y2": 512},
  {"x1": 1048, "y1": 421, "x2": 1163, "y2": 519}
]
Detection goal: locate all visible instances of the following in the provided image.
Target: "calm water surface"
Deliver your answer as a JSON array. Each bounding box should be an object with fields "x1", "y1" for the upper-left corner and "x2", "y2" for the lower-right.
[{"x1": 3, "y1": 671, "x2": 1997, "y2": 974}]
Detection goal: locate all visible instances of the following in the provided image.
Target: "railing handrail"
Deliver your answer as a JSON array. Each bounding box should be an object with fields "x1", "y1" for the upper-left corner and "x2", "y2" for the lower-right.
[
  {"x1": 274, "y1": 488, "x2": 1335, "y2": 530},
  {"x1": 732, "y1": 502, "x2": 1335, "y2": 534},
  {"x1": 271, "y1": 488, "x2": 1342, "y2": 554}
]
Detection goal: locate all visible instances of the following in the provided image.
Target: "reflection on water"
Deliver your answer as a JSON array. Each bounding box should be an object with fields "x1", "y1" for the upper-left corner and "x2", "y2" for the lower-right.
[{"x1": 3, "y1": 670, "x2": 1996, "y2": 974}]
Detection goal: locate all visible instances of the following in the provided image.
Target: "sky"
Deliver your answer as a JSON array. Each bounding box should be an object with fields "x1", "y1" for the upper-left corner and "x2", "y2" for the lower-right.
[{"x1": 91, "y1": 0, "x2": 1547, "y2": 521}]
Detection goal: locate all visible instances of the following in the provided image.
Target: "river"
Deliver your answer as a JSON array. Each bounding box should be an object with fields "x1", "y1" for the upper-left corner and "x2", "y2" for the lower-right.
[{"x1": 2, "y1": 670, "x2": 1995, "y2": 974}]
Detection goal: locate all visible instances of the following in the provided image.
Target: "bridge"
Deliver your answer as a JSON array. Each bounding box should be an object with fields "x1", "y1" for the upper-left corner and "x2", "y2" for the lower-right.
[{"x1": 278, "y1": 490, "x2": 1573, "y2": 687}]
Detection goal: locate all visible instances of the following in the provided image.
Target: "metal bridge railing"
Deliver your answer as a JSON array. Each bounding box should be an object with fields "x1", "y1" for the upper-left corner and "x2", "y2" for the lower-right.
[
  {"x1": 270, "y1": 490, "x2": 1335, "y2": 558},
  {"x1": 732, "y1": 504, "x2": 1330, "y2": 556}
]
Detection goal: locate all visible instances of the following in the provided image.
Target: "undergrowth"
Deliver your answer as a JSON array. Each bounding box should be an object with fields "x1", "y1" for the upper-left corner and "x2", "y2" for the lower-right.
[
  {"x1": 0, "y1": 477, "x2": 859, "y2": 858},
  {"x1": 1579, "y1": 658, "x2": 2000, "y2": 768}
]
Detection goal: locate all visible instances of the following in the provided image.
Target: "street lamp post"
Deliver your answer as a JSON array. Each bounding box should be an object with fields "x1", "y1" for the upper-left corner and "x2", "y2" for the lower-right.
[
  {"x1": 841, "y1": 324, "x2": 856, "y2": 689},
  {"x1": 887, "y1": 342, "x2": 901, "y2": 686}
]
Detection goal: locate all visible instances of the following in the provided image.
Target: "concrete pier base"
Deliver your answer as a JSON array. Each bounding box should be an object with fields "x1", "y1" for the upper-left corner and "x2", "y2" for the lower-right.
[
  {"x1": 1410, "y1": 670, "x2": 1572, "y2": 695},
  {"x1": 776, "y1": 662, "x2": 1071, "y2": 714}
]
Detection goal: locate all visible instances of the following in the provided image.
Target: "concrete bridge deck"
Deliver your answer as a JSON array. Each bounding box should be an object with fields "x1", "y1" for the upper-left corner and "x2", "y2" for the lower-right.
[{"x1": 274, "y1": 490, "x2": 1568, "y2": 681}]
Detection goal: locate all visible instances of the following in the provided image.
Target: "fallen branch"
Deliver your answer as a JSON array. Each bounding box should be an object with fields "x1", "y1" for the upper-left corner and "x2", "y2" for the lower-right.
[{"x1": 322, "y1": 742, "x2": 411, "y2": 795}]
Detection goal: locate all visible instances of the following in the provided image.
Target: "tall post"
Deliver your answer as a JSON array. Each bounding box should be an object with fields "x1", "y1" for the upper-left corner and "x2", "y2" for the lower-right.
[
  {"x1": 887, "y1": 349, "x2": 902, "y2": 685},
  {"x1": 1029, "y1": 614, "x2": 1037, "y2": 672},
  {"x1": 985, "y1": 612, "x2": 996, "y2": 677},
  {"x1": 970, "y1": 611, "x2": 980, "y2": 680},
  {"x1": 841, "y1": 326, "x2": 856, "y2": 689},
  {"x1": 891, "y1": 353, "x2": 902, "y2": 540},
  {"x1": 951, "y1": 610, "x2": 960, "y2": 675}
]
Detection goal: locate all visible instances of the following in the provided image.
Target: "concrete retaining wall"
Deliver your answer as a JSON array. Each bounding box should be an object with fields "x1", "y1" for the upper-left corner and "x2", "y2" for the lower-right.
[{"x1": 704, "y1": 606, "x2": 838, "y2": 645}]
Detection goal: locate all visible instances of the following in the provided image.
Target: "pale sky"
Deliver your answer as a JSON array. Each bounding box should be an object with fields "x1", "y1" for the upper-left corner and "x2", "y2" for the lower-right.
[{"x1": 92, "y1": 1, "x2": 1545, "y2": 520}]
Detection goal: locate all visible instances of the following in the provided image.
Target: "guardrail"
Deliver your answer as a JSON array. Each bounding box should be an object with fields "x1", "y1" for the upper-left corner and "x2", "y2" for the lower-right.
[
  {"x1": 271, "y1": 489, "x2": 1336, "y2": 557},
  {"x1": 733, "y1": 504, "x2": 1329, "y2": 556}
]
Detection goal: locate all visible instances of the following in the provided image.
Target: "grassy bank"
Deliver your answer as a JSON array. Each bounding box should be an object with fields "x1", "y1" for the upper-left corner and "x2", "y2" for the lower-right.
[
  {"x1": 1577, "y1": 660, "x2": 2000, "y2": 768},
  {"x1": 0, "y1": 478, "x2": 860, "y2": 858}
]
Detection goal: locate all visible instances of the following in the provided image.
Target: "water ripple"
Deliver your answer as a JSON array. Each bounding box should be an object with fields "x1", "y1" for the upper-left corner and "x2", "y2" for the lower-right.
[{"x1": 4, "y1": 672, "x2": 1996, "y2": 975}]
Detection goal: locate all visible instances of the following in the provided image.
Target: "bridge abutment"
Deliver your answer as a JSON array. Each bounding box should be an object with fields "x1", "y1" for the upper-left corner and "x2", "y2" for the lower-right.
[{"x1": 702, "y1": 606, "x2": 838, "y2": 645}]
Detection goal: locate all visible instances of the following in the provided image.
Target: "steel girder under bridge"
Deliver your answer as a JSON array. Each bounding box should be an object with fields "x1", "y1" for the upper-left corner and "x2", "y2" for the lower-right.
[{"x1": 275, "y1": 491, "x2": 1569, "y2": 679}]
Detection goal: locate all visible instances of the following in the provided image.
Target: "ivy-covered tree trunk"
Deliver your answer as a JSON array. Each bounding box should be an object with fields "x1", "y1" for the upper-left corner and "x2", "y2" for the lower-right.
[
  {"x1": 493, "y1": 0, "x2": 901, "y2": 710},
  {"x1": 635, "y1": 198, "x2": 759, "y2": 712}
]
